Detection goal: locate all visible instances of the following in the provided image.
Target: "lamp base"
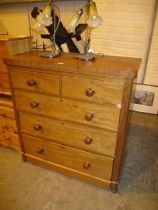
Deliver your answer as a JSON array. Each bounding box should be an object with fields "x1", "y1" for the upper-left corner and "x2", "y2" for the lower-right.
[
  {"x1": 76, "y1": 53, "x2": 95, "y2": 61},
  {"x1": 40, "y1": 51, "x2": 60, "y2": 58}
]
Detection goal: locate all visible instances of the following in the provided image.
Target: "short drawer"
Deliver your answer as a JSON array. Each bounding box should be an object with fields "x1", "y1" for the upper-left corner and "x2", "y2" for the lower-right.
[
  {"x1": 15, "y1": 90, "x2": 121, "y2": 131},
  {"x1": 11, "y1": 68, "x2": 59, "y2": 95},
  {"x1": 0, "y1": 105, "x2": 15, "y2": 119},
  {"x1": 23, "y1": 134, "x2": 113, "y2": 180},
  {"x1": 19, "y1": 112, "x2": 117, "y2": 157},
  {"x1": 0, "y1": 74, "x2": 10, "y2": 92},
  {"x1": 62, "y1": 76, "x2": 124, "y2": 105},
  {"x1": 0, "y1": 117, "x2": 17, "y2": 134}
]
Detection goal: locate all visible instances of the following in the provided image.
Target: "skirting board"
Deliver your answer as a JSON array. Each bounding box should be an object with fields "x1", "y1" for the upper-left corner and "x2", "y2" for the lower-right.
[{"x1": 130, "y1": 84, "x2": 158, "y2": 114}]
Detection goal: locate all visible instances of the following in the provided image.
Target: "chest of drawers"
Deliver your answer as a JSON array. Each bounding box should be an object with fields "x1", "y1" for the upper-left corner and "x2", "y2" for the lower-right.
[
  {"x1": 0, "y1": 35, "x2": 32, "y2": 151},
  {"x1": 4, "y1": 51, "x2": 141, "y2": 192}
]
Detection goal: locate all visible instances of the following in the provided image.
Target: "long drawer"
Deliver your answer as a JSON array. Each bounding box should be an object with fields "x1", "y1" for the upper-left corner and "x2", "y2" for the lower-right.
[
  {"x1": 23, "y1": 134, "x2": 113, "y2": 180},
  {"x1": 15, "y1": 90, "x2": 121, "y2": 131},
  {"x1": 11, "y1": 68, "x2": 59, "y2": 95},
  {"x1": 0, "y1": 105, "x2": 15, "y2": 119},
  {"x1": 19, "y1": 111, "x2": 117, "y2": 157},
  {"x1": 0, "y1": 73, "x2": 10, "y2": 92},
  {"x1": 62, "y1": 76, "x2": 124, "y2": 105}
]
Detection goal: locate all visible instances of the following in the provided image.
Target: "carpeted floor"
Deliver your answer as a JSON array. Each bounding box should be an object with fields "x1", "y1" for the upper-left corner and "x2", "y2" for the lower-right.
[{"x1": 0, "y1": 113, "x2": 158, "y2": 210}]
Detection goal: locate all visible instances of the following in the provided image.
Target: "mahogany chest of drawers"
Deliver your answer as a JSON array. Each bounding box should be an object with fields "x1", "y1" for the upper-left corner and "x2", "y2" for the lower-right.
[{"x1": 4, "y1": 51, "x2": 141, "y2": 192}]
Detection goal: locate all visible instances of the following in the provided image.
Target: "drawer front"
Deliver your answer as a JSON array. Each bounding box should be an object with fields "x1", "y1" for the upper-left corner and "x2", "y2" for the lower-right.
[
  {"x1": 0, "y1": 105, "x2": 15, "y2": 119},
  {"x1": 0, "y1": 117, "x2": 17, "y2": 134},
  {"x1": 15, "y1": 90, "x2": 121, "y2": 131},
  {"x1": 62, "y1": 76, "x2": 124, "y2": 105},
  {"x1": 0, "y1": 73, "x2": 10, "y2": 92},
  {"x1": 23, "y1": 134, "x2": 113, "y2": 180},
  {"x1": 0, "y1": 132, "x2": 20, "y2": 149},
  {"x1": 11, "y1": 68, "x2": 59, "y2": 95},
  {"x1": 19, "y1": 112, "x2": 117, "y2": 157}
]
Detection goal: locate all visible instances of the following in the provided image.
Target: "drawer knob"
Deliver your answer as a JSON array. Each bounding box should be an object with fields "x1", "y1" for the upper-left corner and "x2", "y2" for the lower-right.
[
  {"x1": 83, "y1": 161, "x2": 91, "y2": 169},
  {"x1": 84, "y1": 137, "x2": 93, "y2": 145},
  {"x1": 34, "y1": 124, "x2": 42, "y2": 131},
  {"x1": 85, "y1": 112, "x2": 94, "y2": 121},
  {"x1": 86, "y1": 88, "x2": 95, "y2": 97},
  {"x1": 37, "y1": 147, "x2": 44, "y2": 154},
  {"x1": 27, "y1": 79, "x2": 36, "y2": 86},
  {"x1": 30, "y1": 101, "x2": 39, "y2": 109}
]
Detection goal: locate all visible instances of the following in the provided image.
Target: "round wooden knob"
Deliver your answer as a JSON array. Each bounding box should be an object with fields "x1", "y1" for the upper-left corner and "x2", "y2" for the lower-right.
[
  {"x1": 84, "y1": 137, "x2": 93, "y2": 145},
  {"x1": 30, "y1": 101, "x2": 39, "y2": 108},
  {"x1": 27, "y1": 79, "x2": 36, "y2": 86},
  {"x1": 85, "y1": 88, "x2": 95, "y2": 97},
  {"x1": 34, "y1": 124, "x2": 42, "y2": 131},
  {"x1": 37, "y1": 147, "x2": 44, "y2": 154},
  {"x1": 83, "y1": 161, "x2": 91, "y2": 169},
  {"x1": 85, "y1": 112, "x2": 94, "y2": 121}
]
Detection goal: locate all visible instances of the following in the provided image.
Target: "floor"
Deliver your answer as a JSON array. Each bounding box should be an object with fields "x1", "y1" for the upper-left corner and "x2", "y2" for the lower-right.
[{"x1": 0, "y1": 112, "x2": 158, "y2": 210}]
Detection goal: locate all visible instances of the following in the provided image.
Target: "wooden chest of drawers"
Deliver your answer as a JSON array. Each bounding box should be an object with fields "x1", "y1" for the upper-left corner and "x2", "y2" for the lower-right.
[
  {"x1": 0, "y1": 101, "x2": 20, "y2": 150},
  {"x1": 0, "y1": 35, "x2": 32, "y2": 151},
  {"x1": 4, "y1": 51, "x2": 141, "y2": 192}
]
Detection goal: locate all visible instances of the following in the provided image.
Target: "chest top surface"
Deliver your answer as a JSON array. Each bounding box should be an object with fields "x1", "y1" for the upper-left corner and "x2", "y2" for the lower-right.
[{"x1": 3, "y1": 51, "x2": 141, "y2": 80}]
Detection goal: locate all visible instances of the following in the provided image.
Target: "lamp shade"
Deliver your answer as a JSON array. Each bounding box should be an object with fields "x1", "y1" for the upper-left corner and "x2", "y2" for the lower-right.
[
  {"x1": 87, "y1": 1, "x2": 102, "y2": 28},
  {"x1": 42, "y1": 2, "x2": 52, "y2": 18},
  {"x1": 32, "y1": 19, "x2": 44, "y2": 34},
  {"x1": 32, "y1": 2, "x2": 53, "y2": 34},
  {"x1": 66, "y1": 8, "x2": 83, "y2": 33},
  {"x1": 38, "y1": 2, "x2": 53, "y2": 26}
]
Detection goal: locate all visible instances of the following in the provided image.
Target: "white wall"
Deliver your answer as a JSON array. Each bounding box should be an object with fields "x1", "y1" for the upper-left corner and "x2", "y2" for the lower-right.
[{"x1": 0, "y1": 0, "x2": 157, "y2": 84}]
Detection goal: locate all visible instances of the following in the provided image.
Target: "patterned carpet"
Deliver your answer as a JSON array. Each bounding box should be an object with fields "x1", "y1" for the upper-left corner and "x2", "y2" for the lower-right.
[{"x1": 0, "y1": 123, "x2": 158, "y2": 210}]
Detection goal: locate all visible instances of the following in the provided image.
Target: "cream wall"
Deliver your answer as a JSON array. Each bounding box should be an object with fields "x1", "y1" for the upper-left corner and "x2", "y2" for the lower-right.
[
  {"x1": 0, "y1": 0, "x2": 158, "y2": 113},
  {"x1": 145, "y1": 4, "x2": 158, "y2": 86},
  {"x1": 0, "y1": 0, "x2": 156, "y2": 83},
  {"x1": 0, "y1": 3, "x2": 30, "y2": 36}
]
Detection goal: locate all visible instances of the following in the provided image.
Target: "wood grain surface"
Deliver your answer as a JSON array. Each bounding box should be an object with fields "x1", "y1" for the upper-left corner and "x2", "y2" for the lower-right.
[
  {"x1": 19, "y1": 111, "x2": 117, "y2": 157},
  {"x1": 0, "y1": 105, "x2": 15, "y2": 119},
  {"x1": 11, "y1": 68, "x2": 59, "y2": 95},
  {"x1": 15, "y1": 90, "x2": 121, "y2": 131},
  {"x1": 4, "y1": 51, "x2": 141, "y2": 79},
  {"x1": 62, "y1": 75, "x2": 124, "y2": 105},
  {"x1": 22, "y1": 134, "x2": 114, "y2": 181},
  {"x1": 0, "y1": 73, "x2": 10, "y2": 93}
]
